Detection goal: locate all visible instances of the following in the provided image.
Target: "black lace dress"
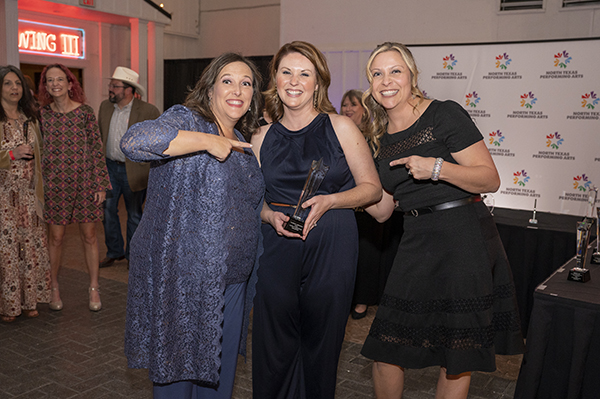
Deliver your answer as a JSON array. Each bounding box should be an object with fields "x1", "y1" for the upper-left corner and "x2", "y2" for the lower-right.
[{"x1": 361, "y1": 100, "x2": 524, "y2": 374}]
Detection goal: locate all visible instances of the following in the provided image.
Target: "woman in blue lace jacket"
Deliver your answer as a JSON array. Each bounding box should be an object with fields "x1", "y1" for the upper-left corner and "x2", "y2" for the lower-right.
[{"x1": 121, "y1": 53, "x2": 265, "y2": 399}]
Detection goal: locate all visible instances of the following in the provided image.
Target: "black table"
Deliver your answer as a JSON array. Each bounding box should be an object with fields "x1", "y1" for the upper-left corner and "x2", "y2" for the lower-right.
[
  {"x1": 514, "y1": 245, "x2": 600, "y2": 399},
  {"x1": 493, "y1": 208, "x2": 580, "y2": 335}
]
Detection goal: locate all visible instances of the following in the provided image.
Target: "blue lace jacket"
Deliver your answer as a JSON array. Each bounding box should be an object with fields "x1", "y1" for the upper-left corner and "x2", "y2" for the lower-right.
[{"x1": 122, "y1": 105, "x2": 265, "y2": 385}]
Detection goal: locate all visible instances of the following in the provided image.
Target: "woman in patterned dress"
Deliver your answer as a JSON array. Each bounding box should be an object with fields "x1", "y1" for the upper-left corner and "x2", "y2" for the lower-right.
[
  {"x1": 0, "y1": 65, "x2": 51, "y2": 322},
  {"x1": 38, "y1": 64, "x2": 111, "y2": 312}
]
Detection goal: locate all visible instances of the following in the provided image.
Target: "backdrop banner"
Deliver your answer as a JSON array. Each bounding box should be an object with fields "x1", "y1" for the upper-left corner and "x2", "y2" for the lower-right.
[{"x1": 408, "y1": 39, "x2": 599, "y2": 217}]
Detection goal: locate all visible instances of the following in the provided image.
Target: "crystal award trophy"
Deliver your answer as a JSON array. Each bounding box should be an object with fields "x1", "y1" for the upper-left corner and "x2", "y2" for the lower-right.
[
  {"x1": 567, "y1": 220, "x2": 592, "y2": 283},
  {"x1": 284, "y1": 158, "x2": 329, "y2": 234},
  {"x1": 592, "y1": 207, "x2": 600, "y2": 264}
]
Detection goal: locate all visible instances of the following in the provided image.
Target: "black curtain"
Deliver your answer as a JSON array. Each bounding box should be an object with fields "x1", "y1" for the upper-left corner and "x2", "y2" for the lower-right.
[{"x1": 163, "y1": 55, "x2": 273, "y2": 110}]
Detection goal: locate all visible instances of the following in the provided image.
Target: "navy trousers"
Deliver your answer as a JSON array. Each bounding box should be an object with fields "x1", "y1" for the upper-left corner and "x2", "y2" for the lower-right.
[
  {"x1": 103, "y1": 159, "x2": 146, "y2": 260},
  {"x1": 153, "y1": 282, "x2": 246, "y2": 399},
  {"x1": 252, "y1": 209, "x2": 358, "y2": 399}
]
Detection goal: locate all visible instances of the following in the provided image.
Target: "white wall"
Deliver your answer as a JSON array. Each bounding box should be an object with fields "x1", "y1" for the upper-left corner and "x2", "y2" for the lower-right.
[
  {"x1": 280, "y1": 0, "x2": 599, "y2": 50},
  {"x1": 276, "y1": 0, "x2": 599, "y2": 110},
  {"x1": 162, "y1": 0, "x2": 280, "y2": 59}
]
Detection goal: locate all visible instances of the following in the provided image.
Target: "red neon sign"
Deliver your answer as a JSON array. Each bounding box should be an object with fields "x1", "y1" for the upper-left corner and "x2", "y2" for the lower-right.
[{"x1": 18, "y1": 20, "x2": 85, "y2": 59}]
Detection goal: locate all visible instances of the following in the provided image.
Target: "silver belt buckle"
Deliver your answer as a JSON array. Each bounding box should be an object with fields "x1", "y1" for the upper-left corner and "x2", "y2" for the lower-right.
[{"x1": 410, "y1": 209, "x2": 419, "y2": 217}]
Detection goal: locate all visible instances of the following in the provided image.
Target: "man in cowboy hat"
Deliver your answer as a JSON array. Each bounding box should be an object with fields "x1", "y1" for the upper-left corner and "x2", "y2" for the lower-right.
[{"x1": 98, "y1": 66, "x2": 160, "y2": 268}]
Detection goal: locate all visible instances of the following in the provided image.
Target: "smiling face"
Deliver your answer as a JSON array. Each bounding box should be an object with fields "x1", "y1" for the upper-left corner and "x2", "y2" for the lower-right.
[
  {"x1": 341, "y1": 96, "x2": 365, "y2": 127},
  {"x1": 275, "y1": 52, "x2": 319, "y2": 112},
  {"x1": 369, "y1": 50, "x2": 413, "y2": 112},
  {"x1": 209, "y1": 61, "x2": 254, "y2": 129},
  {"x1": 1, "y1": 72, "x2": 23, "y2": 107},
  {"x1": 45, "y1": 67, "x2": 72, "y2": 100}
]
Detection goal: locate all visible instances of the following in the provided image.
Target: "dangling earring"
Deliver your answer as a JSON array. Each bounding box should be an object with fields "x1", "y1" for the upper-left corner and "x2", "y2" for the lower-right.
[
  {"x1": 313, "y1": 93, "x2": 318, "y2": 109},
  {"x1": 68, "y1": 89, "x2": 73, "y2": 98}
]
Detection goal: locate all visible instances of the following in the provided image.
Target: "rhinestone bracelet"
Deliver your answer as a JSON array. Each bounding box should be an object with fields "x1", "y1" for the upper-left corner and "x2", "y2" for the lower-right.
[{"x1": 431, "y1": 157, "x2": 444, "y2": 181}]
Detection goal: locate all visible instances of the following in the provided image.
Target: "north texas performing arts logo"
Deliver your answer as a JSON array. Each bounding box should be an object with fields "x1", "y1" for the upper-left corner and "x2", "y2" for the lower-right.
[
  {"x1": 443, "y1": 54, "x2": 457, "y2": 70},
  {"x1": 495, "y1": 53, "x2": 511, "y2": 69},
  {"x1": 513, "y1": 170, "x2": 530, "y2": 187},
  {"x1": 489, "y1": 130, "x2": 504, "y2": 146},
  {"x1": 546, "y1": 132, "x2": 563, "y2": 149},
  {"x1": 554, "y1": 50, "x2": 572, "y2": 68},
  {"x1": 573, "y1": 174, "x2": 592, "y2": 192},
  {"x1": 520, "y1": 92, "x2": 537, "y2": 108},
  {"x1": 466, "y1": 91, "x2": 480, "y2": 108},
  {"x1": 581, "y1": 92, "x2": 599, "y2": 109}
]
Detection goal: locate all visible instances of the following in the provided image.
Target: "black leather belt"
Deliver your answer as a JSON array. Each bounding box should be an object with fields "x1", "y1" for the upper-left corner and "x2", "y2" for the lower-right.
[{"x1": 404, "y1": 195, "x2": 482, "y2": 217}]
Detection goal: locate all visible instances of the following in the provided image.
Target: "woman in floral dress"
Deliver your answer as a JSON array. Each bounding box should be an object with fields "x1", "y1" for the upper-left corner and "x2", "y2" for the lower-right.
[
  {"x1": 38, "y1": 64, "x2": 111, "y2": 312},
  {"x1": 0, "y1": 65, "x2": 50, "y2": 322}
]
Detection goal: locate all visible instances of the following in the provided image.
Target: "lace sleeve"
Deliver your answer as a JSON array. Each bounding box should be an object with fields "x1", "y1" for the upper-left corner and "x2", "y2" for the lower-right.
[{"x1": 121, "y1": 105, "x2": 196, "y2": 162}]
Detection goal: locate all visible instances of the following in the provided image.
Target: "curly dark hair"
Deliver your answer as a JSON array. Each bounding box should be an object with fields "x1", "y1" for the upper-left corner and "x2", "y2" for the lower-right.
[
  {"x1": 184, "y1": 53, "x2": 263, "y2": 141},
  {"x1": 38, "y1": 63, "x2": 87, "y2": 107},
  {"x1": 0, "y1": 65, "x2": 39, "y2": 122}
]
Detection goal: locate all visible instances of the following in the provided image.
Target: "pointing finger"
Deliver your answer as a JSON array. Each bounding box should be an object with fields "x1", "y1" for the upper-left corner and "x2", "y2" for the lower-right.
[{"x1": 228, "y1": 139, "x2": 253, "y2": 148}]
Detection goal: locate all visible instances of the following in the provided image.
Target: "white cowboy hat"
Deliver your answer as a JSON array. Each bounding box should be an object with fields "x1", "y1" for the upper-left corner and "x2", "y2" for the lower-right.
[{"x1": 110, "y1": 66, "x2": 145, "y2": 97}]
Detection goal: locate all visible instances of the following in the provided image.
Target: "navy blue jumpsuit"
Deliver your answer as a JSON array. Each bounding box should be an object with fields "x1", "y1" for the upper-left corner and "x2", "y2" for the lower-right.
[{"x1": 252, "y1": 114, "x2": 358, "y2": 398}]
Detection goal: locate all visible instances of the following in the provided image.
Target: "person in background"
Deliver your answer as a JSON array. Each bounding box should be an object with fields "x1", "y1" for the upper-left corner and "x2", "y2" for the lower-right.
[
  {"x1": 361, "y1": 42, "x2": 524, "y2": 399},
  {"x1": 122, "y1": 52, "x2": 265, "y2": 399},
  {"x1": 38, "y1": 64, "x2": 111, "y2": 312},
  {"x1": 341, "y1": 89, "x2": 401, "y2": 320},
  {"x1": 251, "y1": 41, "x2": 382, "y2": 399},
  {"x1": 98, "y1": 66, "x2": 160, "y2": 269},
  {"x1": 0, "y1": 65, "x2": 50, "y2": 322},
  {"x1": 340, "y1": 89, "x2": 368, "y2": 132}
]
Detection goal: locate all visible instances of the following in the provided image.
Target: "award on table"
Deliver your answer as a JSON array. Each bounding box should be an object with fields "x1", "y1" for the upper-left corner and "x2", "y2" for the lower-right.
[
  {"x1": 567, "y1": 220, "x2": 592, "y2": 283},
  {"x1": 284, "y1": 158, "x2": 329, "y2": 234},
  {"x1": 592, "y1": 207, "x2": 600, "y2": 264}
]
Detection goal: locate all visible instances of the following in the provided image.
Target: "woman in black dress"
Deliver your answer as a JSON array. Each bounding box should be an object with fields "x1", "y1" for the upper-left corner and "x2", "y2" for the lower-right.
[{"x1": 361, "y1": 42, "x2": 524, "y2": 399}]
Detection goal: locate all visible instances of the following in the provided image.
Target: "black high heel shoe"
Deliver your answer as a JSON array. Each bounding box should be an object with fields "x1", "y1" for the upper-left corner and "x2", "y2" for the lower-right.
[{"x1": 351, "y1": 307, "x2": 367, "y2": 320}]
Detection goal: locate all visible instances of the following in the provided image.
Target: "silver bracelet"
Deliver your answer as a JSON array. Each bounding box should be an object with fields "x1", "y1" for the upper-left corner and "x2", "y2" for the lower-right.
[{"x1": 431, "y1": 157, "x2": 444, "y2": 181}]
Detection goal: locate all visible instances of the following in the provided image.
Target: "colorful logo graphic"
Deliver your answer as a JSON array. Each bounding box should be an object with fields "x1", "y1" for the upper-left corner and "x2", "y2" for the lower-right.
[
  {"x1": 488, "y1": 130, "x2": 504, "y2": 146},
  {"x1": 443, "y1": 54, "x2": 457, "y2": 70},
  {"x1": 546, "y1": 132, "x2": 563, "y2": 149},
  {"x1": 520, "y1": 92, "x2": 537, "y2": 108},
  {"x1": 573, "y1": 174, "x2": 592, "y2": 191},
  {"x1": 581, "y1": 92, "x2": 599, "y2": 109},
  {"x1": 465, "y1": 91, "x2": 480, "y2": 108},
  {"x1": 513, "y1": 170, "x2": 530, "y2": 186},
  {"x1": 495, "y1": 53, "x2": 512, "y2": 69},
  {"x1": 554, "y1": 51, "x2": 571, "y2": 68}
]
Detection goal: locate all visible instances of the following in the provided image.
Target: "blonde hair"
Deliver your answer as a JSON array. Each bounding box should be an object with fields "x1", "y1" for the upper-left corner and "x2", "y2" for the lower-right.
[
  {"x1": 341, "y1": 89, "x2": 369, "y2": 135},
  {"x1": 263, "y1": 41, "x2": 336, "y2": 123},
  {"x1": 363, "y1": 42, "x2": 425, "y2": 156}
]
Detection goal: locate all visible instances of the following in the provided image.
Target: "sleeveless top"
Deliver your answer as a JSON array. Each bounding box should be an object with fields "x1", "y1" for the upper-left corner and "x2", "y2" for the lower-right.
[{"x1": 261, "y1": 113, "x2": 355, "y2": 204}]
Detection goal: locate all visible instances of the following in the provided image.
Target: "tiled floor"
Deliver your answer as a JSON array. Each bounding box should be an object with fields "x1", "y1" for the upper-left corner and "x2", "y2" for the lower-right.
[{"x1": 0, "y1": 214, "x2": 523, "y2": 398}]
